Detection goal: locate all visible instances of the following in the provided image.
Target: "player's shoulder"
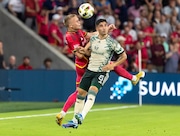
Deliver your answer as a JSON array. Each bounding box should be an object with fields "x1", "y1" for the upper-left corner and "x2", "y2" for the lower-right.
[
  {"x1": 90, "y1": 35, "x2": 98, "y2": 41},
  {"x1": 106, "y1": 35, "x2": 118, "y2": 44},
  {"x1": 65, "y1": 32, "x2": 76, "y2": 40}
]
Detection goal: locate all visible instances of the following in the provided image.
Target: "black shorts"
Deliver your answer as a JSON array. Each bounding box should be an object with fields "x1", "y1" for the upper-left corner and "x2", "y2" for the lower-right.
[{"x1": 79, "y1": 69, "x2": 109, "y2": 92}]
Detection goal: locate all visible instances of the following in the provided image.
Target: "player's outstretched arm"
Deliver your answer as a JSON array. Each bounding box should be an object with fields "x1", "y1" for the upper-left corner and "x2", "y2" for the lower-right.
[
  {"x1": 73, "y1": 49, "x2": 85, "y2": 59},
  {"x1": 75, "y1": 42, "x2": 91, "y2": 57},
  {"x1": 102, "y1": 52, "x2": 127, "y2": 71}
]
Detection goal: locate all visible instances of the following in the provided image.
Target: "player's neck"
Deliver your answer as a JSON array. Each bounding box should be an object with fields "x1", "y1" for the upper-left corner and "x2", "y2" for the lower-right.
[
  {"x1": 67, "y1": 28, "x2": 77, "y2": 32},
  {"x1": 98, "y1": 34, "x2": 108, "y2": 40}
]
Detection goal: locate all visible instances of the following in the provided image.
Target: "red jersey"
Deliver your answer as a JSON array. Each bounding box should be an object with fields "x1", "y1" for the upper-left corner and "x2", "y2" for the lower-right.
[
  {"x1": 24, "y1": 0, "x2": 37, "y2": 17},
  {"x1": 171, "y1": 31, "x2": 180, "y2": 39},
  {"x1": 38, "y1": 0, "x2": 46, "y2": 9},
  {"x1": 142, "y1": 26, "x2": 154, "y2": 46},
  {"x1": 111, "y1": 29, "x2": 121, "y2": 39},
  {"x1": 18, "y1": 65, "x2": 33, "y2": 70},
  {"x1": 121, "y1": 34, "x2": 133, "y2": 51},
  {"x1": 36, "y1": 14, "x2": 48, "y2": 36},
  {"x1": 48, "y1": 23, "x2": 64, "y2": 47},
  {"x1": 65, "y1": 30, "x2": 88, "y2": 69}
]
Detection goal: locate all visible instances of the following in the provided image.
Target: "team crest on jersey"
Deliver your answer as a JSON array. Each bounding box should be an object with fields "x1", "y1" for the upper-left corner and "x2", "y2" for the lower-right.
[{"x1": 94, "y1": 45, "x2": 99, "y2": 50}]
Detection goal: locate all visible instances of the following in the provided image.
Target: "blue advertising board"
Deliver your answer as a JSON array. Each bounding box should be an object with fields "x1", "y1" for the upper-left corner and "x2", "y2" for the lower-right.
[
  {"x1": 0, "y1": 70, "x2": 179, "y2": 104},
  {"x1": 97, "y1": 72, "x2": 180, "y2": 105}
]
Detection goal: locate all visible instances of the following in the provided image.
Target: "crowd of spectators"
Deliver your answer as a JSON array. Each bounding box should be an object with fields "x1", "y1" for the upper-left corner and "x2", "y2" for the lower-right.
[
  {"x1": 0, "y1": 0, "x2": 180, "y2": 73},
  {"x1": 0, "y1": 41, "x2": 53, "y2": 70}
]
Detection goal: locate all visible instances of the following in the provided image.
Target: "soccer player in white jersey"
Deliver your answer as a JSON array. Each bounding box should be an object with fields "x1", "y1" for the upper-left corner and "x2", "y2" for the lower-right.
[{"x1": 62, "y1": 19, "x2": 131, "y2": 128}]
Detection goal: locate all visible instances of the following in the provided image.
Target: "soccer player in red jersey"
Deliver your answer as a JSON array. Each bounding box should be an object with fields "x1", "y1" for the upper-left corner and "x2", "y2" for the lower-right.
[{"x1": 56, "y1": 14, "x2": 145, "y2": 126}]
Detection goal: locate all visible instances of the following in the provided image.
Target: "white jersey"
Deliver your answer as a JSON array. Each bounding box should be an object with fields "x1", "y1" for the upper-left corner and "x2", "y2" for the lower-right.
[{"x1": 88, "y1": 35, "x2": 124, "y2": 72}]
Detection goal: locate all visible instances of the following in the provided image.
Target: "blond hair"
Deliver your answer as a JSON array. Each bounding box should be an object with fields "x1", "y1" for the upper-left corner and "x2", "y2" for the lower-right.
[{"x1": 64, "y1": 14, "x2": 77, "y2": 27}]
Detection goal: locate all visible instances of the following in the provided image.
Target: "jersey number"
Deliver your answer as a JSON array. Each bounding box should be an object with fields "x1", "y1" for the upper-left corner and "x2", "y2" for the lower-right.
[{"x1": 98, "y1": 75, "x2": 105, "y2": 85}]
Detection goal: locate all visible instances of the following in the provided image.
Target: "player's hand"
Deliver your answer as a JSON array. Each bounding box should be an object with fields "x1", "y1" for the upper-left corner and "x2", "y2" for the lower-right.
[
  {"x1": 108, "y1": 24, "x2": 116, "y2": 32},
  {"x1": 102, "y1": 63, "x2": 115, "y2": 71},
  {"x1": 76, "y1": 47, "x2": 85, "y2": 54}
]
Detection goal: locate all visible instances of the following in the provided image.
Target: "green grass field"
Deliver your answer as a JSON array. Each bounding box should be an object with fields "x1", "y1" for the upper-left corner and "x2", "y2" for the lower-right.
[{"x1": 0, "y1": 102, "x2": 179, "y2": 136}]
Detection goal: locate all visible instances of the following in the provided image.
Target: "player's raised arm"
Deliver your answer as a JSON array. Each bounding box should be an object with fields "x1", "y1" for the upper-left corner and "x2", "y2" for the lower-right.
[{"x1": 74, "y1": 42, "x2": 91, "y2": 57}]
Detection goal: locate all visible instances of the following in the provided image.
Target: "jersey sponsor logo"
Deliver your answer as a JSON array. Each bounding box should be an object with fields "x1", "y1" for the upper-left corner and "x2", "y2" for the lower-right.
[{"x1": 110, "y1": 77, "x2": 133, "y2": 100}]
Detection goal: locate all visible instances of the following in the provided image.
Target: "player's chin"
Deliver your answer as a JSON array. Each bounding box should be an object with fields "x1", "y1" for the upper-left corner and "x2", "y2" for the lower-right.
[{"x1": 77, "y1": 25, "x2": 82, "y2": 30}]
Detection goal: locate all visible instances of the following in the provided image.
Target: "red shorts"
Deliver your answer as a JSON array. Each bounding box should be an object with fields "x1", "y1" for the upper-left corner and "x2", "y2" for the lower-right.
[{"x1": 75, "y1": 66, "x2": 86, "y2": 87}]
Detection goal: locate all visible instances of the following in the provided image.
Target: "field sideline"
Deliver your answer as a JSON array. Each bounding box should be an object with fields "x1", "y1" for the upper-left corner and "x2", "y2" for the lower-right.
[{"x1": 0, "y1": 103, "x2": 179, "y2": 136}]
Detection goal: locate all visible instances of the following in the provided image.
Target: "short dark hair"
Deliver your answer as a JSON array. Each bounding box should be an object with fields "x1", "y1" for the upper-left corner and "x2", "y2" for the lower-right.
[
  {"x1": 23, "y1": 56, "x2": 30, "y2": 60},
  {"x1": 44, "y1": 58, "x2": 52, "y2": 64},
  {"x1": 95, "y1": 19, "x2": 107, "y2": 26}
]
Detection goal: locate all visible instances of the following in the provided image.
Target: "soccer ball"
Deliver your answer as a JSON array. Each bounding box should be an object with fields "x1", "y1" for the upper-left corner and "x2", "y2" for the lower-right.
[{"x1": 78, "y1": 3, "x2": 94, "y2": 19}]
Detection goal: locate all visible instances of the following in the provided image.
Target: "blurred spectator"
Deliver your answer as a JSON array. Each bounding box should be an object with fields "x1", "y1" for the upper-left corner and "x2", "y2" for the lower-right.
[
  {"x1": 127, "y1": 1, "x2": 144, "y2": 21},
  {"x1": 56, "y1": 6, "x2": 66, "y2": 35},
  {"x1": 114, "y1": 0, "x2": 128, "y2": 27},
  {"x1": 96, "y1": 6, "x2": 115, "y2": 25},
  {"x1": 134, "y1": 39, "x2": 149, "y2": 69},
  {"x1": 23, "y1": 0, "x2": 40, "y2": 29},
  {"x1": 125, "y1": 0, "x2": 137, "y2": 8},
  {"x1": 55, "y1": 0, "x2": 69, "y2": 14},
  {"x1": 162, "y1": 0, "x2": 179, "y2": 20},
  {"x1": 67, "y1": 0, "x2": 79, "y2": 14},
  {"x1": 8, "y1": 0, "x2": 25, "y2": 21},
  {"x1": 108, "y1": 0, "x2": 116, "y2": 10},
  {"x1": 43, "y1": 0, "x2": 57, "y2": 20},
  {"x1": 165, "y1": 42, "x2": 180, "y2": 73},
  {"x1": 170, "y1": 23, "x2": 180, "y2": 46},
  {"x1": 177, "y1": 0, "x2": 180, "y2": 21},
  {"x1": 48, "y1": 14, "x2": 64, "y2": 51},
  {"x1": 160, "y1": 33, "x2": 169, "y2": 53},
  {"x1": 152, "y1": 10, "x2": 162, "y2": 27},
  {"x1": 127, "y1": 55, "x2": 138, "y2": 72},
  {"x1": 134, "y1": 8, "x2": 149, "y2": 28},
  {"x1": 56, "y1": 6, "x2": 64, "y2": 17},
  {"x1": 153, "y1": 2, "x2": 162, "y2": 11},
  {"x1": 41, "y1": 57, "x2": 53, "y2": 69},
  {"x1": 6, "y1": 55, "x2": 17, "y2": 69},
  {"x1": 151, "y1": 35, "x2": 165, "y2": 72},
  {"x1": 144, "y1": 0, "x2": 154, "y2": 14},
  {"x1": 95, "y1": 0, "x2": 112, "y2": 15},
  {"x1": 38, "y1": 0, "x2": 46, "y2": 9},
  {"x1": 143, "y1": 60, "x2": 157, "y2": 73},
  {"x1": 140, "y1": 18, "x2": 155, "y2": 48},
  {"x1": 110, "y1": 18, "x2": 121, "y2": 39},
  {"x1": 127, "y1": 20, "x2": 137, "y2": 42},
  {"x1": 36, "y1": 6, "x2": 49, "y2": 41},
  {"x1": 0, "y1": 42, "x2": 6, "y2": 69},
  {"x1": 170, "y1": 15, "x2": 179, "y2": 31},
  {"x1": 121, "y1": 24, "x2": 133, "y2": 52},
  {"x1": 115, "y1": 36, "x2": 129, "y2": 69},
  {"x1": 18, "y1": 56, "x2": 33, "y2": 70}
]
